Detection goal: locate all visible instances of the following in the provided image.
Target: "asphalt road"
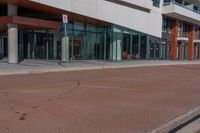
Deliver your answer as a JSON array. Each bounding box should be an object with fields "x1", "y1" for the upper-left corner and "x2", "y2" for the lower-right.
[{"x1": 0, "y1": 65, "x2": 200, "y2": 133}]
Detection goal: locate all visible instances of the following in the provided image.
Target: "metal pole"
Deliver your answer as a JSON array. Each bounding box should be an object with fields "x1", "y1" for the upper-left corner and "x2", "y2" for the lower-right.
[
  {"x1": 46, "y1": 30, "x2": 49, "y2": 60},
  {"x1": 64, "y1": 23, "x2": 67, "y2": 63},
  {"x1": 104, "y1": 31, "x2": 106, "y2": 60}
]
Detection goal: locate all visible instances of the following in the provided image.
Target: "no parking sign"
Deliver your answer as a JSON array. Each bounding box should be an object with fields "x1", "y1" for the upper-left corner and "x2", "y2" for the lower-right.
[{"x1": 62, "y1": 14, "x2": 68, "y2": 24}]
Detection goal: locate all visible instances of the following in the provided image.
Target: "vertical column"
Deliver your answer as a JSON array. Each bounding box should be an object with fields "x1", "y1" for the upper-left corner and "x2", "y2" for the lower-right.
[
  {"x1": 178, "y1": 21, "x2": 183, "y2": 60},
  {"x1": 0, "y1": 37, "x2": 2, "y2": 59},
  {"x1": 53, "y1": 31, "x2": 58, "y2": 60},
  {"x1": 8, "y1": 24, "x2": 18, "y2": 63},
  {"x1": 130, "y1": 32, "x2": 133, "y2": 55},
  {"x1": 61, "y1": 22, "x2": 69, "y2": 62},
  {"x1": 46, "y1": 30, "x2": 49, "y2": 60},
  {"x1": 104, "y1": 31, "x2": 107, "y2": 60},
  {"x1": 146, "y1": 35, "x2": 150, "y2": 60},
  {"x1": 116, "y1": 39, "x2": 122, "y2": 61},
  {"x1": 112, "y1": 40, "x2": 117, "y2": 61},
  {"x1": 33, "y1": 32, "x2": 36, "y2": 60},
  {"x1": 138, "y1": 34, "x2": 141, "y2": 59},
  {"x1": 61, "y1": 36, "x2": 69, "y2": 62},
  {"x1": 170, "y1": 20, "x2": 178, "y2": 60},
  {"x1": 188, "y1": 25, "x2": 194, "y2": 60},
  {"x1": 8, "y1": 4, "x2": 18, "y2": 63},
  {"x1": 27, "y1": 41, "x2": 31, "y2": 59}
]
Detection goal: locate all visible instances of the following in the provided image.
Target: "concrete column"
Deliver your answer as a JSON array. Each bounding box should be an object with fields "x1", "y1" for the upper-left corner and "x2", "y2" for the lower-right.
[
  {"x1": 7, "y1": 4, "x2": 17, "y2": 16},
  {"x1": 61, "y1": 36, "x2": 69, "y2": 62},
  {"x1": 8, "y1": 24, "x2": 18, "y2": 63},
  {"x1": 116, "y1": 40, "x2": 122, "y2": 61},
  {"x1": 7, "y1": 4, "x2": 18, "y2": 63},
  {"x1": 112, "y1": 40, "x2": 117, "y2": 61}
]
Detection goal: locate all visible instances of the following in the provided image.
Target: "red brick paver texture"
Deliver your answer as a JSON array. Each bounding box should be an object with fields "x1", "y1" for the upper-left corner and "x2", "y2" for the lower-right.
[{"x1": 0, "y1": 65, "x2": 200, "y2": 133}]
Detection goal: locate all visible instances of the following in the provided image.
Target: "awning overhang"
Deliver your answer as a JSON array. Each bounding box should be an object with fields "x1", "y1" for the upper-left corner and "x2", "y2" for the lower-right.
[{"x1": 0, "y1": 16, "x2": 61, "y2": 30}]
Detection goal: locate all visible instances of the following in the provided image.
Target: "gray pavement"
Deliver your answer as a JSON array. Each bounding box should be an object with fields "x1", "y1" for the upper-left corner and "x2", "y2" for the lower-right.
[
  {"x1": 1, "y1": 59, "x2": 200, "y2": 76},
  {"x1": 177, "y1": 118, "x2": 200, "y2": 133}
]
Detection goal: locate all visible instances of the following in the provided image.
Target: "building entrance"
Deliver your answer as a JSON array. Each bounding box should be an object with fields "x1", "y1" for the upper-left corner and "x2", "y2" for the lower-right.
[
  {"x1": 19, "y1": 31, "x2": 57, "y2": 61},
  {"x1": 150, "y1": 42, "x2": 160, "y2": 60},
  {"x1": 177, "y1": 42, "x2": 188, "y2": 60},
  {"x1": 193, "y1": 43, "x2": 200, "y2": 59},
  {"x1": 160, "y1": 41, "x2": 170, "y2": 59}
]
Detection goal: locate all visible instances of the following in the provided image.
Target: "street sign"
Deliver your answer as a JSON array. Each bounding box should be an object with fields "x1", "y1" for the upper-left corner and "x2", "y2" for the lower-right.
[{"x1": 62, "y1": 14, "x2": 68, "y2": 23}]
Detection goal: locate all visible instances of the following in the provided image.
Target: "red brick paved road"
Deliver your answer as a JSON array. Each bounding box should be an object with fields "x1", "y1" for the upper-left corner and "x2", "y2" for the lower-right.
[{"x1": 0, "y1": 65, "x2": 200, "y2": 133}]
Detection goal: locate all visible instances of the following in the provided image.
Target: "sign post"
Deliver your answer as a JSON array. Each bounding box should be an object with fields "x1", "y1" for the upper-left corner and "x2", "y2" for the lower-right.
[{"x1": 62, "y1": 14, "x2": 69, "y2": 63}]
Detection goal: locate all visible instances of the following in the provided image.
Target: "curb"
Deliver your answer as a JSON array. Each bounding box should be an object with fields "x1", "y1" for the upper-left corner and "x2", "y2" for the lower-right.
[
  {"x1": 149, "y1": 107, "x2": 200, "y2": 133},
  {"x1": 1, "y1": 62, "x2": 200, "y2": 76}
]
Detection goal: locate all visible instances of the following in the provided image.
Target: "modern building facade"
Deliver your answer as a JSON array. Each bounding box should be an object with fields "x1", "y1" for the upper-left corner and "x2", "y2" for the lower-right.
[{"x1": 0, "y1": 0, "x2": 200, "y2": 63}]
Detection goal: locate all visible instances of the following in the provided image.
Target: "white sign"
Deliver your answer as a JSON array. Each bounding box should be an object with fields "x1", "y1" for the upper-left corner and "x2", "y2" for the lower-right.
[{"x1": 62, "y1": 14, "x2": 68, "y2": 23}]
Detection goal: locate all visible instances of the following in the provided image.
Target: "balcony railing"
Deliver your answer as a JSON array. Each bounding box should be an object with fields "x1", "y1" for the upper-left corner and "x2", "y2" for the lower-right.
[{"x1": 163, "y1": 1, "x2": 200, "y2": 15}]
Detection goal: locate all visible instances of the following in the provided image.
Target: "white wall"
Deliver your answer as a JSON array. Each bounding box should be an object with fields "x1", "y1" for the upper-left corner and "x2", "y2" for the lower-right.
[
  {"x1": 162, "y1": 3, "x2": 200, "y2": 25},
  {"x1": 30, "y1": 0, "x2": 162, "y2": 38}
]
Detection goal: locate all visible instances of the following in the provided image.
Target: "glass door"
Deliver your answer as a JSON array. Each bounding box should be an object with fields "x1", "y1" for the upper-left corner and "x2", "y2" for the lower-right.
[
  {"x1": 150, "y1": 42, "x2": 155, "y2": 59},
  {"x1": 198, "y1": 44, "x2": 200, "y2": 59},
  {"x1": 177, "y1": 42, "x2": 181, "y2": 59},
  {"x1": 160, "y1": 43, "x2": 167, "y2": 60},
  {"x1": 182, "y1": 44, "x2": 188, "y2": 60},
  {"x1": 33, "y1": 32, "x2": 54, "y2": 60},
  {"x1": 122, "y1": 33, "x2": 131, "y2": 60},
  {"x1": 19, "y1": 31, "x2": 24, "y2": 61},
  {"x1": 2, "y1": 37, "x2": 8, "y2": 59},
  {"x1": 95, "y1": 32, "x2": 105, "y2": 60},
  {"x1": 35, "y1": 32, "x2": 47, "y2": 59},
  {"x1": 73, "y1": 30, "x2": 85, "y2": 60},
  {"x1": 132, "y1": 32, "x2": 139, "y2": 60},
  {"x1": 193, "y1": 43, "x2": 198, "y2": 59},
  {"x1": 155, "y1": 43, "x2": 160, "y2": 59},
  {"x1": 0, "y1": 37, "x2": 3, "y2": 59},
  {"x1": 0, "y1": 31, "x2": 8, "y2": 60}
]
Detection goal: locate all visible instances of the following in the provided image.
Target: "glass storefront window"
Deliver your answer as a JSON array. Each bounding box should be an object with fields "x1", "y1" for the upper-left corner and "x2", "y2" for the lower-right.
[
  {"x1": 140, "y1": 34, "x2": 147, "y2": 59},
  {"x1": 17, "y1": 20, "x2": 149, "y2": 61},
  {"x1": 85, "y1": 25, "x2": 96, "y2": 60},
  {"x1": 122, "y1": 30, "x2": 131, "y2": 60},
  {"x1": 106, "y1": 30, "x2": 112, "y2": 60},
  {"x1": 68, "y1": 29, "x2": 74, "y2": 60},
  {"x1": 73, "y1": 30, "x2": 85, "y2": 60},
  {"x1": 113, "y1": 26, "x2": 122, "y2": 61},
  {"x1": 19, "y1": 31, "x2": 56, "y2": 60},
  {"x1": 96, "y1": 32, "x2": 105, "y2": 60},
  {"x1": 132, "y1": 32, "x2": 140, "y2": 59},
  {"x1": 66, "y1": 21, "x2": 73, "y2": 30},
  {"x1": 85, "y1": 31, "x2": 96, "y2": 60},
  {"x1": 74, "y1": 22, "x2": 85, "y2": 31}
]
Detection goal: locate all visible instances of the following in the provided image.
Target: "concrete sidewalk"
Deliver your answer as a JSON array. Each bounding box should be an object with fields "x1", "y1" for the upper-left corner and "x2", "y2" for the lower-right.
[
  {"x1": 177, "y1": 118, "x2": 200, "y2": 133},
  {"x1": 1, "y1": 60, "x2": 200, "y2": 76}
]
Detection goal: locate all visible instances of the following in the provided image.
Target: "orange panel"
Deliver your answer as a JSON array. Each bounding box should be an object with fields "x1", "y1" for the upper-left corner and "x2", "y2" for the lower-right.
[
  {"x1": 0, "y1": 16, "x2": 61, "y2": 29},
  {"x1": 188, "y1": 25, "x2": 194, "y2": 60}
]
